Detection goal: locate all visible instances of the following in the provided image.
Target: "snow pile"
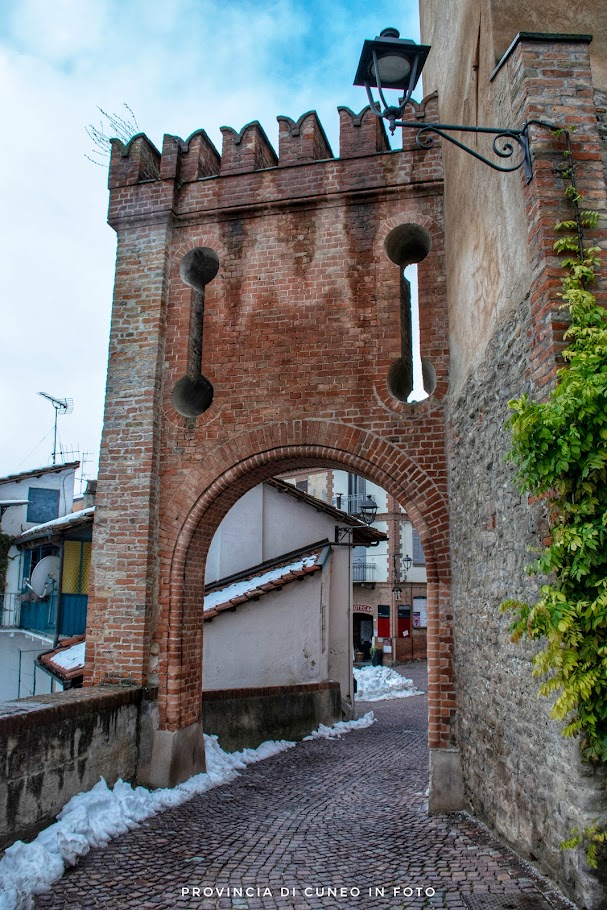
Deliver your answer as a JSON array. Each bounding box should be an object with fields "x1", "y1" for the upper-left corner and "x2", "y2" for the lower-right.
[
  {"x1": 0, "y1": 714, "x2": 375, "y2": 910},
  {"x1": 354, "y1": 666, "x2": 423, "y2": 701},
  {"x1": 0, "y1": 734, "x2": 295, "y2": 910},
  {"x1": 304, "y1": 710, "x2": 376, "y2": 740}
]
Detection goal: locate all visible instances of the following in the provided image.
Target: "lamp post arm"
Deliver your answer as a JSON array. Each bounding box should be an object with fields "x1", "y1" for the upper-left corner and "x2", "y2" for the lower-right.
[{"x1": 388, "y1": 117, "x2": 566, "y2": 184}]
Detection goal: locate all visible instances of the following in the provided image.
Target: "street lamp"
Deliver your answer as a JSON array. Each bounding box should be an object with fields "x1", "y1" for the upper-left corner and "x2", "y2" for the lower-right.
[
  {"x1": 358, "y1": 495, "x2": 378, "y2": 526},
  {"x1": 354, "y1": 27, "x2": 562, "y2": 182}
]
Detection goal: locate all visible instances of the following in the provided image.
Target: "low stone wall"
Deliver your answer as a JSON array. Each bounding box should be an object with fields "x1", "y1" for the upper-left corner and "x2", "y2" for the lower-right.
[
  {"x1": 202, "y1": 681, "x2": 341, "y2": 752},
  {"x1": 0, "y1": 686, "x2": 150, "y2": 847}
]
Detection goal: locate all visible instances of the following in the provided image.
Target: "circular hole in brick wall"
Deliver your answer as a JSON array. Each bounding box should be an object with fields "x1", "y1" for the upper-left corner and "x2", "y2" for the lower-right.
[
  {"x1": 387, "y1": 359, "x2": 412, "y2": 402},
  {"x1": 179, "y1": 247, "x2": 219, "y2": 291},
  {"x1": 384, "y1": 224, "x2": 431, "y2": 267},
  {"x1": 172, "y1": 374, "x2": 214, "y2": 417}
]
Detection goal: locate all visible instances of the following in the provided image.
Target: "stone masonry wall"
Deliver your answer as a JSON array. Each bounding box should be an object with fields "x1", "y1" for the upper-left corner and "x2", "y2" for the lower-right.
[
  {"x1": 0, "y1": 687, "x2": 149, "y2": 846},
  {"x1": 448, "y1": 296, "x2": 607, "y2": 910}
]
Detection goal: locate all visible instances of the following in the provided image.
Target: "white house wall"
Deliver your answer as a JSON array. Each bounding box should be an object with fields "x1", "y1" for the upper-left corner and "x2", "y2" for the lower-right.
[
  {"x1": 327, "y1": 543, "x2": 354, "y2": 714},
  {"x1": 202, "y1": 571, "x2": 326, "y2": 689},
  {"x1": 0, "y1": 468, "x2": 75, "y2": 538},
  {"x1": 205, "y1": 483, "x2": 346, "y2": 583}
]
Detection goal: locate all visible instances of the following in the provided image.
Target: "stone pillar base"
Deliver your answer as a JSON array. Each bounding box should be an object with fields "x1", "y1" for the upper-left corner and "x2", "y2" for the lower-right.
[
  {"x1": 428, "y1": 747, "x2": 465, "y2": 813},
  {"x1": 138, "y1": 721, "x2": 206, "y2": 789}
]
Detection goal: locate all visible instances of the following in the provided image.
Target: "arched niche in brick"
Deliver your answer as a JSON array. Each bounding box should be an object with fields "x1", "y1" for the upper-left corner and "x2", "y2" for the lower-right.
[
  {"x1": 155, "y1": 421, "x2": 453, "y2": 753},
  {"x1": 384, "y1": 224, "x2": 436, "y2": 403},
  {"x1": 171, "y1": 246, "x2": 220, "y2": 418}
]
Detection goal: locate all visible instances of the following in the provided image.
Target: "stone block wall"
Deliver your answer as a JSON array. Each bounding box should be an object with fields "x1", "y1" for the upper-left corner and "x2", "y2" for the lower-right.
[
  {"x1": 201, "y1": 682, "x2": 341, "y2": 752},
  {"x1": 448, "y1": 296, "x2": 607, "y2": 909}
]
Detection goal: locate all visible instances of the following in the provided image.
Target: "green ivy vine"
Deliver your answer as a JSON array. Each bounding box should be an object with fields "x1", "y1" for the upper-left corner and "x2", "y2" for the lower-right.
[{"x1": 501, "y1": 129, "x2": 606, "y2": 867}]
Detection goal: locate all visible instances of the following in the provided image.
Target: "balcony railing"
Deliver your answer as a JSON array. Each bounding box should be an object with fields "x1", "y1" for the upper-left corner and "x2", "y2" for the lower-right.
[
  {"x1": 353, "y1": 561, "x2": 377, "y2": 583},
  {"x1": 0, "y1": 592, "x2": 21, "y2": 627},
  {"x1": 1, "y1": 592, "x2": 58, "y2": 636}
]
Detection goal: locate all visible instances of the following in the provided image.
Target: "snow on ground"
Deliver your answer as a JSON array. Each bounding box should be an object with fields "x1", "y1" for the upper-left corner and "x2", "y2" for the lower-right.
[
  {"x1": 304, "y1": 711, "x2": 376, "y2": 740},
  {"x1": 0, "y1": 713, "x2": 375, "y2": 910},
  {"x1": 354, "y1": 666, "x2": 423, "y2": 701}
]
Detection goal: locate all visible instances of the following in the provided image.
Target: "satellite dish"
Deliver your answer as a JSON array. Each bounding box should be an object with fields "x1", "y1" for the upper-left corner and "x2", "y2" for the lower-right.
[{"x1": 30, "y1": 555, "x2": 60, "y2": 598}]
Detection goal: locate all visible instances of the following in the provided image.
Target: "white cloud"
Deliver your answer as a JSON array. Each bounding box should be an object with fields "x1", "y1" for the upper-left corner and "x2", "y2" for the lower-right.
[
  {"x1": 9, "y1": 0, "x2": 109, "y2": 62},
  {"x1": 0, "y1": 0, "x2": 420, "y2": 481}
]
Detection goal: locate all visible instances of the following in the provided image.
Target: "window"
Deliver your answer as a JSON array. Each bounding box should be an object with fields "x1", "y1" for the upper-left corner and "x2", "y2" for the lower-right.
[
  {"x1": 377, "y1": 603, "x2": 390, "y2": 638},
  {"x1": 295, "y1": 480, "x2": 308, "y2": 494},
  {"x1": 27, "y1": 488, "x2": 60, "y2": 524},
  {"x1": 62, "y1": 541, "x2": 92, "y2": 595},
  {"x1": 21, "y1": 544, "x2": 60, "y2": 586},
  {"x1": 412, "y1": 528, "x2": 426, "y2": 566}
]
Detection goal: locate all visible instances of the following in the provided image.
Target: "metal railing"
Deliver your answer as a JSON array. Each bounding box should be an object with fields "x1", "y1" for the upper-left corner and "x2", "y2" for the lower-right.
[
  {"x1": 1, "y1": 592, "x2": 59, "y2": 636},
  {"x1": 0, "y1": 592, "x2": 22, "y2": 627},
  {"x1": 353, "y1": 561, "x2": 377, "y2": 583}
]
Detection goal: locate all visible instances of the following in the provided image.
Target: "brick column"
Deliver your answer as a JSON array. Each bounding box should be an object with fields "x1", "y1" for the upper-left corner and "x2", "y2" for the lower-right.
[
  {"x1": 506, "y1": 34, "x2": 607, "y2": 392},
  {"x1": 86, "y1": 215, "x2": 173, "y2": 688}
]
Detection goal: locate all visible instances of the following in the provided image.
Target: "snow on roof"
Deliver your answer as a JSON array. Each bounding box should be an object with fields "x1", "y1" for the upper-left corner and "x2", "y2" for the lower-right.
[
  {"x1": 51, "y1": 641, "x2": 86, "y2": 672},
  {"x1": 204, "y1": 551, "x2": 323, "y2": 618},
  {"x1": 17, "y1": 506, "x2": 95, "y2": 543},
  {"x1": 37, "y1": 635, "x2": 86, "y2": 682}
]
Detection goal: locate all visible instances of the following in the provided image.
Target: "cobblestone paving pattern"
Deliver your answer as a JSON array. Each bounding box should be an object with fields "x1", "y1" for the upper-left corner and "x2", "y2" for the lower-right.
[{"x1": 35, "y1": 664, "x2": 575, "y2": 910}]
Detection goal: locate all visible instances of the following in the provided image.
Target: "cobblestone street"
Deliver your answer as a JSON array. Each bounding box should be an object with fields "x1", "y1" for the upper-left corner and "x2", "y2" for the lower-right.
[{"x1": 34, "y1": 664, "x2": 574, "y2": 910}]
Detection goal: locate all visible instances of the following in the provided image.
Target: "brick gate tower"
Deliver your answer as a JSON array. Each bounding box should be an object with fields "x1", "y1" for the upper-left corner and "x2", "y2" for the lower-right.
[
  {"x1": 86, "y1": 98, "x2": 458, "y2": 803},
  {"x1": 86, "y1": 7, "x2": 607, "y2": 905}
]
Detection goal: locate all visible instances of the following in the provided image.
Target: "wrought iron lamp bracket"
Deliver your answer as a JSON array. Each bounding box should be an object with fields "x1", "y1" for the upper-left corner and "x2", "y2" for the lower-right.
[{"x1": 377, "y1": 115, "x2": 563, "y2": 184}]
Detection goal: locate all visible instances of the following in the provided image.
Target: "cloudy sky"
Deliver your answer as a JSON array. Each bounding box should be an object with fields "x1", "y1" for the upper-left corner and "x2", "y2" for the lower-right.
[{"x1": 0, "y1": 0, "x2": 420, "y2": 488}]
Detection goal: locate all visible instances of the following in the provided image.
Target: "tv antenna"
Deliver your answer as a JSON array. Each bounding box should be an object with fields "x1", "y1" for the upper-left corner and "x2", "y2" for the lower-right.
[{"x1": 37, "y1": 392, "x2": 74, "y2": 465}]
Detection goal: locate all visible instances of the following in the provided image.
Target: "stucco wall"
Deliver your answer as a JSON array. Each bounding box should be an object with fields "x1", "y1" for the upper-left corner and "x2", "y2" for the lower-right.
[
  {"x1": 0, "y1": 467, "x2": 76, "y2": 538},
  {"x1": 205, "y1": 483, "x2": 346, "y2": 584},
  {"x1": 203, "y1": 570, "x2": 327, "y2": 689},
  {"x1": 419, "y1": 0, "x2": 532, "y2": 395}
]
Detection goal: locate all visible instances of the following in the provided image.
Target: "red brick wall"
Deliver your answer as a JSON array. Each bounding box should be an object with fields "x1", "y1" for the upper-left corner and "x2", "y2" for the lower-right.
[
  {"x1": 87, "y1": 101, "x2": 456, "y2": 749},
  {"x1": 506, "y1": 35, "x2": 607, "y2": 391}
]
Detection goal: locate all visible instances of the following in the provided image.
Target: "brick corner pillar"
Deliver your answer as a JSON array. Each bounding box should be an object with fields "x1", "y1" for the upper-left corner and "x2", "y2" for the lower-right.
[
  {"x1": 505, "y1": 33, "x2": 607, "y2": 393},
  {"x1": 86, "y1": 137, "x2": 205, "y2": 787}
]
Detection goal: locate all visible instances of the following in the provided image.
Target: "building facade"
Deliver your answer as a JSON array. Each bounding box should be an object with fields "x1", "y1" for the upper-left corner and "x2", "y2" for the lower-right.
[{"x1": 279, "y1": 468, "x2": 428, "y2": 662}]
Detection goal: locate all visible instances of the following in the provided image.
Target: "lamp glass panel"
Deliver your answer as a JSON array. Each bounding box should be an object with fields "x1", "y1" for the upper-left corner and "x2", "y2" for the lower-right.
[{"x1": 371, "y1": 53, "x2": 411, "y2": 85}]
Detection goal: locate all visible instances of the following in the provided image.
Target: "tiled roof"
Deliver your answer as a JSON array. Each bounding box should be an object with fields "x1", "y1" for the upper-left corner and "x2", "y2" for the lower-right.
[
  {"x1": 37, "y1": 635, "x2": 86, "y2": 684},
  {"x1": 0, "y1": 462, "x2": 80, "y2": 486},
  {"x1": 203, "y1": 547, "x2": 326, "y2": 620}
]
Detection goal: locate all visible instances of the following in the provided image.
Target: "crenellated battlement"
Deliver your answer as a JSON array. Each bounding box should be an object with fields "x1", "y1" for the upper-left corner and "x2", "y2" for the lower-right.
[{"x1": 107, "y1": 96, "x2": 443, "y2": 214}]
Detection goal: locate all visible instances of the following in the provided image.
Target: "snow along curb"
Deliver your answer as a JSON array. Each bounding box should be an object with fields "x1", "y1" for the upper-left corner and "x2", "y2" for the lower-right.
[{"x1": 0, "y1": 712, "x2": 376, "y2": 910}]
